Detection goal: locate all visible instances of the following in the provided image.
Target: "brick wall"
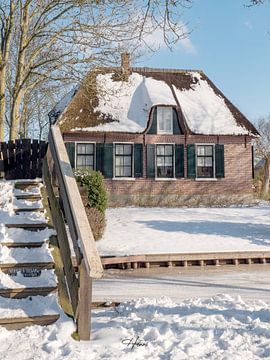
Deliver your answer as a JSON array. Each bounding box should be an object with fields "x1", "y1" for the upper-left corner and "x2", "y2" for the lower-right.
[{"x1": 63, "y1": 132, "x2": 254, "y2": 201}]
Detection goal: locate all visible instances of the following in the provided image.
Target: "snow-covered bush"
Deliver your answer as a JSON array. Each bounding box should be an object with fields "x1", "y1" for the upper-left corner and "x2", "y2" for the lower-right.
[{"x1": 75, "y1": 168, "x2": 107, "y2": 240}]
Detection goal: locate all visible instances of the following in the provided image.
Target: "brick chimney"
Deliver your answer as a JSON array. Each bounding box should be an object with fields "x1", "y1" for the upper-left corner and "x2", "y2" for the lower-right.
[{"x1": 121, "y1": 52, "x2": 130, "y2": 79}]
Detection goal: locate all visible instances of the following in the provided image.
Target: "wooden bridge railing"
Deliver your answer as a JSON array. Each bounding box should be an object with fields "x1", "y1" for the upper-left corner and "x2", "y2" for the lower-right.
[{"x1": 43, "y1": 125, "x2": 103, "y2": 340}]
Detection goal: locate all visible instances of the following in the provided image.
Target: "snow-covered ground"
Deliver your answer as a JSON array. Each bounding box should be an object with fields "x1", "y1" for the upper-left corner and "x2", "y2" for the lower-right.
[
  {"x1": 2, "y1": 294, "x2": 270, "y2": 359},
  {"x1": 2, "y1": 180, "x2": 270, "y2": 359},
  {"x1": 97, "y1": 207, "x2": 270, "y2": 256}
]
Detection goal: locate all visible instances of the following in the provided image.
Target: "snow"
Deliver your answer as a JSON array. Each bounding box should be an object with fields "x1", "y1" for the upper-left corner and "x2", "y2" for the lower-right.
[
  {"x1": 0, "y1": 269, "x2": 57, "y2": 289},
  {"x1": 174, "y1": 72, "x2": 250, "y2": 135},
  {"x1": 1, "y1": 295, "x2": 270, "y2": 359},
  {"x1": 0, "y1": 227, "x2": 56, "y2": 244},
  {"x1": 97, "y1": 207, "x2": 270, "y2": 256},
  {"x1": 0, "y1": 293, "x2": 60, "y2": 318},
  {"x1": 72, "y1": 72, "x2": 177, "y2": 133},
  {"x1": 0, "y1": 244, "x2": 53, "y2": 264},
  {"x1": 13, "y1": 198, "x2": 43, "y2": 210}
]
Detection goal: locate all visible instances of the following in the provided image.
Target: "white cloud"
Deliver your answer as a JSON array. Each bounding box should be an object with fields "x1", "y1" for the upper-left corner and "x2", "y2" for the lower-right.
[{"x1": 143, "y1": 23, "x2": 196, "y2": 54}]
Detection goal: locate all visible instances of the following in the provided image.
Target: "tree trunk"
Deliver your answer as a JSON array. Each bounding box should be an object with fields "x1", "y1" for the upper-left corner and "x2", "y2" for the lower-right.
[
  {"x1": 0, "y1": 75, "x2": 6, "y2": 141},
  {"x1": 262, "y1": 158, "x2": 270, "y2": 196},
  {"x1": 9, "y1": 2, "x2": 29, "y2": 140},
  {"x1": 9, "y1": 91, "x2": 24, "y2": 140}
]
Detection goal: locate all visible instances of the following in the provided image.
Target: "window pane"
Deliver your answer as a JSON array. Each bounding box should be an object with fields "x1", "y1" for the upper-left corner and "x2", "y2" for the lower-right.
[
  {"x1": 115, "y1": 167, "x2": 123, "y2": 177},
  {"x1": 115, "y1": 145, "x2": 123, "y2": 155},
  {"x1": 157, "y1": 157, "x2": 164, "y2": 166},
  {"x1": 85, "y1": 156, "x2": 93, "y2": 166},
  {"x1": 205, "y1": 146, "x2": 213, "y2": 156},
  {"x1": 165, "y1": 145, "x2": 173, "y2": 155},
  {"x1": 85, "y1": 144, "x2": 94, "y2": 154},
  {"x1": 165, "y1": 156, "x2": 173, "y2": 166},
  {"x1": 115, "y1": 157, "x2": 123, "y2": 166},
  {"x1": 77, "y1": 144, "x2": 86, "y2": 154},
  {"x1": 77, "y1": 156, "x2": 85, "y2": 166},
  {"x1": 156, "y1": 145, "x2": 164, "y2": 156},
  {"x1": 123, "y1": 144, "x2": 132, "y2": 155},
  {"x1": 197, "y1": 157, "x2": 204, "y2": 166},
  {"x1": 123, "y1": 167, "x2": 132, "y2": 177},
  {"x1": 197, "y1": 146, "x2": 205, "y2": 156},
  {"x1": 205, "y1": 157, "x2": 213, "y2": 167},
  {"x1": 124, "y1": 157, "x2": 131, "y2": 166}
]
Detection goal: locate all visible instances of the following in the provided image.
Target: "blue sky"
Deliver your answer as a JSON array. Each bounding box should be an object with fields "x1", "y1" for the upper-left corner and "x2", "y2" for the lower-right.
[{"x1": 141, "y1": 0, "x2": 270, "y2": 125}]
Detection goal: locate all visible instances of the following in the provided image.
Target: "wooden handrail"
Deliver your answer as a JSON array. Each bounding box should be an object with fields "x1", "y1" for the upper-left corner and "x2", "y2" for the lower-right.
[
  {"x1": 45, "y1": 125, "x2": 103, "y2": 340},
  {"x1": 49, "y1": 125, "x2": 103, "y2": 278}
]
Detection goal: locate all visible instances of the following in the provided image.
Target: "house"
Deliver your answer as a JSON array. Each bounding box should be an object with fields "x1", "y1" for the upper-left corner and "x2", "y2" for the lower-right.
[{"x1": 49, "y1": 53, "x2": 259, "y2": 206}]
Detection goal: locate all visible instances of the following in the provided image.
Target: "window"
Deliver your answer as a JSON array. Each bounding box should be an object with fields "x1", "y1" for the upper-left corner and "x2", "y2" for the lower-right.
[
  {"x1": 156, "y1": 144, "x2": 174, "y2": 178},
  {"x1": 157, "y1": 106, "x2": 173, "y2": 134},
  {"x1": 76, "y1": 143, "x2": 95, "y2": 169},
  {"x1": 115, "y1": 144, "x2": 133, "y2": 177},
  {"x1": 196, "y1": 145, "x2": 214, "y2": 178}
]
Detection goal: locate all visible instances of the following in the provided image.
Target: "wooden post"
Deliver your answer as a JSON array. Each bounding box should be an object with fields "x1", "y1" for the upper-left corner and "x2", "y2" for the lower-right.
[{"x1": 77, "y1": 259, "x2": 92, "y2": 341}]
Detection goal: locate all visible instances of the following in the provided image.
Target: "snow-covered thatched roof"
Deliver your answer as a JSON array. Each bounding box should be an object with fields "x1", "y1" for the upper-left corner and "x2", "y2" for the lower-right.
[{"x1": 53, "y1": 67, "x2": 258, "y2": 136}]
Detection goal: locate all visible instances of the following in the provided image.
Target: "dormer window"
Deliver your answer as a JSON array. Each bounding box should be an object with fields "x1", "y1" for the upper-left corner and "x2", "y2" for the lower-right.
[{"x1": 157, "y1": 106, "x2": 173, "y2": 134}]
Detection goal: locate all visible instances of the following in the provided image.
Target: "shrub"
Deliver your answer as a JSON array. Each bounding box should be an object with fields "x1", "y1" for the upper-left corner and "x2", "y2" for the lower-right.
[
  {"x1": 75, "y1": 168, "x2": 107, "y2": 240},
  {"x1": 75, "y1": 168, "x2": 107, "y2": 213}
]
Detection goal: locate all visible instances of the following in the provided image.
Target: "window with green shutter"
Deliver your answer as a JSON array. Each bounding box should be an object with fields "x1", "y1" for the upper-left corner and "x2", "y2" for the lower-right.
[{"x1": 114, "y1": 144, "x2": 133, "y2": 178}]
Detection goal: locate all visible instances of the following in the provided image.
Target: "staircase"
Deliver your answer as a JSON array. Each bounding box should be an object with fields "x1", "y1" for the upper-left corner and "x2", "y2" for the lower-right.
[{"x1": 0, "y1": 179, "x2": 61, "y2": 330}]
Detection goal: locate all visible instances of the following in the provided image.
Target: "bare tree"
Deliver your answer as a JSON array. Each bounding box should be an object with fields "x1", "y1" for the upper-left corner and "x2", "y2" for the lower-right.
[
  {"x1": 0, "y1": 0, "x2": 192, "y2": 141},
  {"x1": 255, "y1": 116, "x2": 270, "y2": 196}
]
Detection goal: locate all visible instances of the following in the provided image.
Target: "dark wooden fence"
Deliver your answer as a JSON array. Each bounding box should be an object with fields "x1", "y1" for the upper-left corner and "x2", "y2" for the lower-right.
[{"x1": 0, "y1": 139, "x2": 47, "y2": 180}]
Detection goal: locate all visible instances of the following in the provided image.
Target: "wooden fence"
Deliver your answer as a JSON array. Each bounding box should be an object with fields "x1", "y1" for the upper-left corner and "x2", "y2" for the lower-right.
[
  {"x1": 0, "y1": 139, "x2": 47, "y2": 180},
  {"x1": 44, "y1": 125, "x2": 103, "y2": 340}
]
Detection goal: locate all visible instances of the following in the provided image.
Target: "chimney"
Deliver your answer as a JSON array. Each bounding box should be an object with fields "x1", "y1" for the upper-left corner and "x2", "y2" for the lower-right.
[{"x1": 121, "y1": 52, "x2": 130, "y2": 79}]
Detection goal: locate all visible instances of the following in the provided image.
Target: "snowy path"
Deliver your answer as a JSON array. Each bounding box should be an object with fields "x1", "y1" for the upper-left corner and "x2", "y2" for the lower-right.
[
  {"x1": 93, "y1": 265, "x2": 270, "y2": 303},
  {"x1": 97, "y1": 207, "x2": 270, "y2": 256}
]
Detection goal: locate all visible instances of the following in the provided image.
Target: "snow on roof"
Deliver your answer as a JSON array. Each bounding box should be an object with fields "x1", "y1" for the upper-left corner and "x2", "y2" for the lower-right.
[
  {"x1": 71, "y1": 72, "x2": 177, "y2": 133},
  {"x1": 173, "y1": 72, "x2": 250, "y2": 135}
]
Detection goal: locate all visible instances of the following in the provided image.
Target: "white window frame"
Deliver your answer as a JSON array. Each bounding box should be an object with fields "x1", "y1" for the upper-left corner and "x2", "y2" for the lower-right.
[
  {"x1": 157, "y1": 106, "x2": 173, "y2": 135},
  {"x1": 195, "y1": 143, "x2": 216, "y2": 179},
  {"x1": 75, "y1": 141, "x2": 96, "y2": 170},
  {"x1": 113, "y1": 142, "x2": 135, "y2": 180},
  {"x1": 155, "y1": 143, "x2": 176, "y2": 180}
]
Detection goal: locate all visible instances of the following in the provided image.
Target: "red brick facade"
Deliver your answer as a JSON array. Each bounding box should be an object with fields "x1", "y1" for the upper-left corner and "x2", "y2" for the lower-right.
[{"x1": 63, "y1": 132, "x2": 254, "y2": 203}]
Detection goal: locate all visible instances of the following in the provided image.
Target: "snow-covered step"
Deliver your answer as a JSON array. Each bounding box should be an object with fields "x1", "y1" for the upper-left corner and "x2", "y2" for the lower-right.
[
  {"x1": 0, "y1": 228, "x2": 55, "y2": 248},
  {"x1": 0, "y1": 269, "x2": 57, "y2": 298},
  {"x1": 0, "y1": 294, "x2": 60, "y2": 330},
  {"x1": 6, "y1": 223, "x2": 50, "y2": 230},
  {"x1": 0, "y1": 245, "x2": 54, "y2": 270},
  {"x1": 14, "y1": 180, "x2": 42, "y2": 187},
  {"x1": 14, "y1": 194, "x2": 42, "y2": 201},
  {"x1": 13, "y1": 197, "x2": 43, "y2": 210}
]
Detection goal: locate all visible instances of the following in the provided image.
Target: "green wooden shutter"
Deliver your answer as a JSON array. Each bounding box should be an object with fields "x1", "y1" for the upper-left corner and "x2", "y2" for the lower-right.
[
  {"x1": 173, "y1": 109, "x2": 181, "y2": 135},
  {"x1": 187, "y1": 144, "x2": 196, "y2": 178},
  {"x1": 96, "y1": 143, "x2": 104, "y2": 173},
  {"x1": 146, "y1": 144, "x2": 155, "y2": 178},
  {"x1": 175, "y1": 144, "x2": 184, "y2": 178},
  {"x1": 215, "y1": 144, "x2": 225, "y2": 178},
  {"x1": 65, "y1": 142, "x2": 75, "y2": 169},
  {"x1": 95, "y1": 143, "x2": 113, "y2": 178},
  {"x1": 147, "y1": 108, "x2": 157, "y2": 134},
  {"x1": 134, "y1": 144, "x2": 143, "y2": 178}
]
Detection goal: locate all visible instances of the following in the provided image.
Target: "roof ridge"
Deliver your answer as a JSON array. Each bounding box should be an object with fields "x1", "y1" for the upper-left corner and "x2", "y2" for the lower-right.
[{"x1": 131, "y1": 67, "x2": 204, "y2": 74}]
